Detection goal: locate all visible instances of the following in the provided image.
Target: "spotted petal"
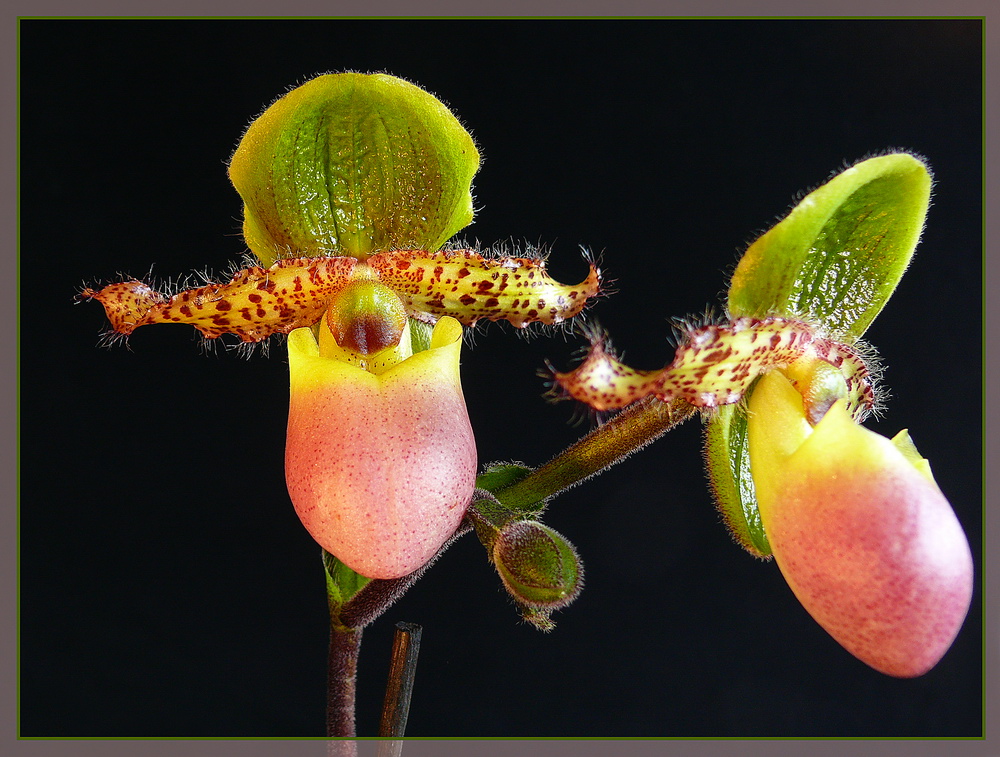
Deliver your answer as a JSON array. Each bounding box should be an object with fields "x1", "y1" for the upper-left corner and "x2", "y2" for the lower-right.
[
  {"x1": 369, "y1": 249, "x2": 601, "y2": 327},
  {"x1": 85, "y1": 247, "x2": 602, "y2": 342},
  {"x1": 554, "y1": 317, "x2": 873, "y2": 413},
  {"x1": 82, "y1": 257, "x2": 358, "y2": 341}
]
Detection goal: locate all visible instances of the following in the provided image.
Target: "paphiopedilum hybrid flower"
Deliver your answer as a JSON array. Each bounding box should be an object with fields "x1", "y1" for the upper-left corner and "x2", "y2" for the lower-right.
[
  {"x1": 553, "y1": 153, "x2": 973, "y2": 676},
  {"x1": 286, "y1": 302, "x2": 476, "y2": 580},
  {"x1": 746, "y1": 368, "x2": 972, "y2": 677},
  {"x1": 84, "y1": 73, "x2": 600, "y2": 580}
]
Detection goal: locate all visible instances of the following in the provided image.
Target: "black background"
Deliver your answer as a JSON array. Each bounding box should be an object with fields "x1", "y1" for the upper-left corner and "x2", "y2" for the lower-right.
[{"x1": 19, "y1": 19, "x2": 982, "y2": 738}]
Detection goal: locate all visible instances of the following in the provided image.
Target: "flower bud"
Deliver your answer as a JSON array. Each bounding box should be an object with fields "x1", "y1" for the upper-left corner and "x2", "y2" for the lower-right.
[{"x1": 492, "y1": 520, "x2": 584, "y2": 611}]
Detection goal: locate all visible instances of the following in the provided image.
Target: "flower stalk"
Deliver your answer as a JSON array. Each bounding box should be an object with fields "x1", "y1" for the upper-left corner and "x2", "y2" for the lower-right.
[
  {"x1": 489, "y1": 396, "x2": 697, "y2": 513},
  {"x1": 327, "y1": 625, "x2": 363, "y2": 740}
]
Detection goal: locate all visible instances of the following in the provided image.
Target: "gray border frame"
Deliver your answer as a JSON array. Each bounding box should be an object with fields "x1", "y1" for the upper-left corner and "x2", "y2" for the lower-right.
[{"x1": 10, "y1": 2, "x2": 995, "y2": 756}]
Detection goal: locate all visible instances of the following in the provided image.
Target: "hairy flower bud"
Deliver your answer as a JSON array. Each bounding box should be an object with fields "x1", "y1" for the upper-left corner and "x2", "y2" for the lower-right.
[{"x1": 492, "y1": 520, "x2": 584, "y2": 611}]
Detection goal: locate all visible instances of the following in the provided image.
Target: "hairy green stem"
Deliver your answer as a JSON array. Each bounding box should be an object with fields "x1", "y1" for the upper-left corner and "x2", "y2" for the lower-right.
[{"x1": 495, "y1": 397, "x2": 696, "y2": 511}]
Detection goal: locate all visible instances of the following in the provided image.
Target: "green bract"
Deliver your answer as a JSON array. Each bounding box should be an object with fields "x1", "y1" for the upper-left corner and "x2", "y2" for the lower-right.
[
  {"x1": 705, "y1": 403, "x2": 771, "y2": 557},
  {"x1": 229, "y1": 72, "x2": 480, "y2": 266},
  {"x1": 708, "y1": 153, "x2": 932, "y2": 558},
  {"x1": 475, "y1": 463, "x2": 534, "y2": 498},
  {"x1": 728, "y1": 152, "x2": 931, "y2": 341},
  {"x1": 324, "y1": 550, "x2": 372, "y2": 616}
]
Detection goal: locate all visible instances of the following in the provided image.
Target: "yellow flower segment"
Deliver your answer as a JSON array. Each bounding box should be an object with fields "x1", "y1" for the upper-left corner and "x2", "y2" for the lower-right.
[
  {"x1": 286, "y1": 313, "x2": 476, "y2": 580},
  {"x1": 746, "y1": 369, "x2": 973, "y2": 677}
]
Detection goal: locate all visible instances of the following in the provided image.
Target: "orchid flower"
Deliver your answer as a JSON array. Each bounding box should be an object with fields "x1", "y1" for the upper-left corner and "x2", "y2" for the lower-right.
[
  {"x1": 553, "y1": 153, "x2": 973, "y2": 677},
  {"x1": 80, "y1": 73, "x2": 972, "y2": 742},
  {"x1": 83, "y1": 73, "x2": 600, "y2": 580}
]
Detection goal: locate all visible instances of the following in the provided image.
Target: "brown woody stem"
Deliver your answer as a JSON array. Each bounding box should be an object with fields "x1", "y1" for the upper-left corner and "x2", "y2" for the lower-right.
[{"x1": 377, "y1": 622, "x2": 423, "y2": 756}]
